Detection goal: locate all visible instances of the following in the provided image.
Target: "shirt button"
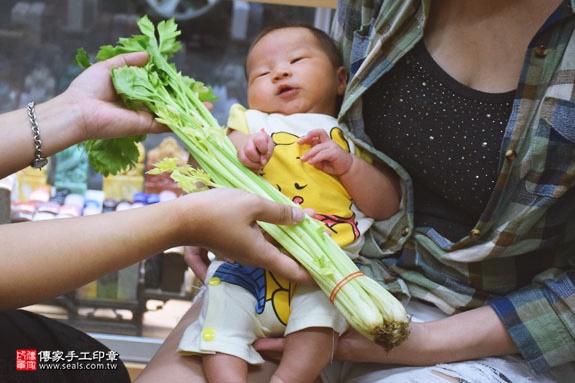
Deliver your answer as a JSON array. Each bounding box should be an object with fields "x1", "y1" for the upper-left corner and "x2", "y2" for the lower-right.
[
  {"x1": 208, "y1": 277, "x2": 221, "y2": 286},
  {"x1": 202, "y1": 328, "x2": 216, "y2": 341},
  {"x1": 401, "y1": 227, "x2": 410, "y2": 237},
  {"x1": 505, "y1": 149, "x2": 517, "y2": 160},
  {"x1": 470, "y1": 229, "x2": 481, "y2": 237},
  {"x1": 534, "y1": 45, "x2": 548, "y2": 58}
]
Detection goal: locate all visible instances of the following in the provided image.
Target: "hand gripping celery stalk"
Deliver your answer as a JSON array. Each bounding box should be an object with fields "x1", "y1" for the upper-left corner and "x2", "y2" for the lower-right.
[{"x1": 76, "y1": 15, "x2": 410, "y2": 350}]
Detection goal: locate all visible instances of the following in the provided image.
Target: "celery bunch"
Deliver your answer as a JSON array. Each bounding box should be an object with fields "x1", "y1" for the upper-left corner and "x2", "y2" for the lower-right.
[{"x1": 76, "y1": 16, "x2": 409, "y2": 349}]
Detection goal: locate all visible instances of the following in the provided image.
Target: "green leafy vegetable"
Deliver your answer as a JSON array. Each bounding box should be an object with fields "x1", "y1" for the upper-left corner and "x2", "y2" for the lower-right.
[
  {"x1": 76, "y1": 15, "x2": 409, "y2": 350},
  {"x1": 75, "y1": 22, "x2": 216, "y2": 177},
  {"x1": 74, "y1": 48, "x2": 91, "y2": 69}
]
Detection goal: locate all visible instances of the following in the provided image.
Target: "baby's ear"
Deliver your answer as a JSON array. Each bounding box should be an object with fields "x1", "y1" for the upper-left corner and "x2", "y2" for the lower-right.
[{"x1": 336, "y1": 66, "x2": 348, "y2": 95}]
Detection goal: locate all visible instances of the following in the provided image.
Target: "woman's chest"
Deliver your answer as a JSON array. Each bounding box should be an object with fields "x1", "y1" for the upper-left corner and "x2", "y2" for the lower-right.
[{"x1": 423, "y1": 0, "x2": 563, "y2": 94}]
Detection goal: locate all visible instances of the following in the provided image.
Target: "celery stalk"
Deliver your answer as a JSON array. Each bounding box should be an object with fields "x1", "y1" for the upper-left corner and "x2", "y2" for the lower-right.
[{"x1": 78, "y1": 15, "x2": 409, "y2": 350}]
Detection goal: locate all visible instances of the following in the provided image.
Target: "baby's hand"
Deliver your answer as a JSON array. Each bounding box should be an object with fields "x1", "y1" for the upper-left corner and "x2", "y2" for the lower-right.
[
  {"x1": 298, "y1": 129, "x2": 353, "y2": 176},
  {"x1": 237, "y1": 130, "x2": 274, "y2": 174},
  {"x1": 183, "y1": 246, "x2": 209, "y2": 283}
]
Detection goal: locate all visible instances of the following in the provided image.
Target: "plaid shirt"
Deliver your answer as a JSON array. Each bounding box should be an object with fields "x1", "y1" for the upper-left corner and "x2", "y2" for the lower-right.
[{"x1": 331, "y1": 0, "x2": 575, "y2": 373}]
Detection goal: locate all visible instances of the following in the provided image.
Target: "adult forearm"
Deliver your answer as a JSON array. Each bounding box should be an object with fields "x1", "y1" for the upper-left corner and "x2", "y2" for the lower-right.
[
  {"x1": 0, "y1": 199, "x2": 184, "y2": 309},
  {"x1": 337, "y1": 306, "x2": 518, "y2": 365},
  {"x1": 411, "y1": 306, "x2": 518, "y2": 364},
  {"x1": 0, "y1": 188, "x2": 309, "y2": 310},
  {"x1": 0, "y1": 94, "x2": 83, "y2": 179},
  {"x1": 0, "y1": 52, "x2": 165, "y2": 180}
]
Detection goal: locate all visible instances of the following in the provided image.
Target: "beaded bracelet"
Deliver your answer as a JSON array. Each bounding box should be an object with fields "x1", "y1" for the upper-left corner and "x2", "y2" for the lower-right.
[{"x1": 26, "y1": 101, "x2": 48, "y2": 169}]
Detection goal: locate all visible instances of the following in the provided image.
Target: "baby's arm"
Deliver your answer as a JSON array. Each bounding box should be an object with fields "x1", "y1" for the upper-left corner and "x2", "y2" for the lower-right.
[
  {"x1": 228, "y1": 129, "x2": 274, "y2": 174},
  {"x1": 299, "y1": 129, "x2": 400, "y2": 220}
]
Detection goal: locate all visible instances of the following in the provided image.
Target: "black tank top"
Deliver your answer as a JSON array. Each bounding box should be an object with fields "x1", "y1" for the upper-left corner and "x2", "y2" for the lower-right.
[{"x1": 362, "y1": 40, "x2": 514, "y2": 241}]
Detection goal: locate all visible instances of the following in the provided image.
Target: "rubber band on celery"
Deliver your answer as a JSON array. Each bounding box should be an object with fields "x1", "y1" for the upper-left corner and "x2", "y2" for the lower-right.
[{"x1": 329, "y1": 271, "x2": 365, "y2": 303}]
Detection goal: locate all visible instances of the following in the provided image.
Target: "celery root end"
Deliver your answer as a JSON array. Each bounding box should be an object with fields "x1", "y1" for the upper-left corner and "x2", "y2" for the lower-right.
[{"x1": 372, "y1": 319, "x2": 411, "y2": 352}]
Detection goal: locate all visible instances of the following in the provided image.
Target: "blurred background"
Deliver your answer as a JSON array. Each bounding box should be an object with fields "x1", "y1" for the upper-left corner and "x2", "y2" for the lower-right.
[{"x1": 0, "y1": 0, "x2": 327, "y2": 121}]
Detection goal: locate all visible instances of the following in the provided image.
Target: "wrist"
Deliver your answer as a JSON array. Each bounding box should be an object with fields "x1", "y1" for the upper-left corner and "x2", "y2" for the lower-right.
[
  {"x1": 169, "y1": 194, "x2": 203, "y2": 246},
  {"x1": 365, "y1": 321, "x2": 438, "y2": 366},
  {"x1": 386, "y1": 319, "x2": 469, "y2": 366},
  {"x1": 401, "y1": 321, "x2": 445, "y2": 365},
  {"x1": 26, "y1": 102, "x2": 48, "y2": 169},
  {"x1": 395, "y1": 307, "x2": 516, "y2": 366},
  {"x1": 34, "y1": 93, "x2": 85, "y2": 155},
  {"x1": 56, "y1": 91, "x2": 86, "y2": 142},
  {"x1": 129, "y1": 197, "x2": 196, "y2": 252},
  {"x1": 337, "y1": 154, "x2": 357, "y2": 180}
]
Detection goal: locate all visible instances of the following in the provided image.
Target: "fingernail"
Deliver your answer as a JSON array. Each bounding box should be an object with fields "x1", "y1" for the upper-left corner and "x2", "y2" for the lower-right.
[{"x1": 292, "y1": 207, "x2": 305, "y2": 223}]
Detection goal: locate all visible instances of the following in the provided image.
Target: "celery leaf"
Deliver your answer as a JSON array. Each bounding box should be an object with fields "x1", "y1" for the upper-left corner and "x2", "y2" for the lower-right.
[
  {"x1": 82, "y1": 135, "x2": 146, "y2": 177},
  {"x1": 74, "y1": 48, "x2": 91, "y2": 69}
]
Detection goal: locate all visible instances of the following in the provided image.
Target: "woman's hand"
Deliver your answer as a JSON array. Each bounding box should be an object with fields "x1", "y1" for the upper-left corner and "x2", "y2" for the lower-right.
[
  {"x1": 176, "y1": 188, "x2": 313, "y2": 284},
  {"x1": 254, "y1": 305, "x2": 518, "y2": 365},
  {"x1": 253, "y1": 328, "x2": 389, "y2": 364},
  {"x1": 0, "y1": 187, "x2": 312, "y2": 309},
  {"x1": 0, "y1": 52, "x2": 170, "y2": 178},
  {"x1": 254, "y1": 323, "x2": 436, "y2": 365},
  {"x1": 64, "y1": 52, "x2": 168, "y2": 141}
]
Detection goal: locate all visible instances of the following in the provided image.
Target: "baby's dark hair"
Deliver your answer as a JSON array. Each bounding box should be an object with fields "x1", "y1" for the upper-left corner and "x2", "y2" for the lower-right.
[{"x1": 246, "y1": 23, "x2": 344, "y2": 76}]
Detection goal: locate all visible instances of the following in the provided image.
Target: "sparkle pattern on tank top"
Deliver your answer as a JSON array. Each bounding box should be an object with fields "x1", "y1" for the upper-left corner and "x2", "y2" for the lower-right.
[{"x1": 362, "y1": 40, "x2": 515, "y2": 239}]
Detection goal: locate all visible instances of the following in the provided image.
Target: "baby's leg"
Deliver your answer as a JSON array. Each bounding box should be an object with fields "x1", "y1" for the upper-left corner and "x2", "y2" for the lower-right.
[
  {"x1": 271, "y1": 327, "x2": 337, "y2": 383},
  {"x1": 203, "y1": 353, "x2": 248, "y2": 383}
]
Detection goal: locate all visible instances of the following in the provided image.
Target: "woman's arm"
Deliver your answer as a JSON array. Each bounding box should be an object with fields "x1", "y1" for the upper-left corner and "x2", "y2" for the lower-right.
[
  {"x1": 255, "y1": 305, "x2": 518, "y2": 365},
  {"x1": 336, "y1": 305, "x2": 517, "y2": 365},
  {"x1": 0, "y1": 52, "x2": 165, "y2": 179},
  {"x1": 0, "y1": 188, "x2": 308, "y2": 310}
]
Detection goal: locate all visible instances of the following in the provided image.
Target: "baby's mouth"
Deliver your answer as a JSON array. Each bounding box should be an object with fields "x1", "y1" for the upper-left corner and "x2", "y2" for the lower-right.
[{"x1": 277, "y1": 84, "x2": 296, "y2": 95}]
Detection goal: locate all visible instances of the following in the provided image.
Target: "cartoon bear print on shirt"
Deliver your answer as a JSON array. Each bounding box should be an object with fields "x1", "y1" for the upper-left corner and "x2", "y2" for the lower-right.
[
  {"x1": 214, "y1": 126, "x2": 361, "y2": 326},
  {"x1": 262, "y1": 127, "x2": 360, "y2": 247}
]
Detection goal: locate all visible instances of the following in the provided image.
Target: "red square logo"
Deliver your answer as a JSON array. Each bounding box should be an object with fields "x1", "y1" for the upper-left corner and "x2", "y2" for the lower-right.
[{"x1": 16, "y1": 349, "x2": 37, "y2": 371}]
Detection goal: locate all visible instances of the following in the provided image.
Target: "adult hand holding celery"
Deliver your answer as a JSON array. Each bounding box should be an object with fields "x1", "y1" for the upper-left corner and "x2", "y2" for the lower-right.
[{"x1": 76, "y1": 15, "x2": 409, "y2": 350}]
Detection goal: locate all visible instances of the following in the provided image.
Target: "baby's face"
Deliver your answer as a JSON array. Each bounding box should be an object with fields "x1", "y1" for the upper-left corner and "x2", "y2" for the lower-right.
[{"x1": 246, "y1": 27, "x2": 346, "y2": 116}]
